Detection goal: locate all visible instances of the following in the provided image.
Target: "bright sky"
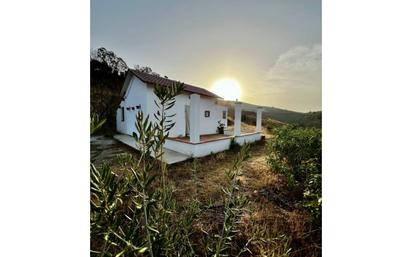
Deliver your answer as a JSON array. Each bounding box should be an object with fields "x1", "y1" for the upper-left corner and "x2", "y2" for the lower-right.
[{"x1": 91, "y1": 0, "x2": 321, "y2": 112}]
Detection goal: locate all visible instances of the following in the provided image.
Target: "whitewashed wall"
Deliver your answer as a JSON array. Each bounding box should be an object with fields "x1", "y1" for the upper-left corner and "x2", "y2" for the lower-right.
[
  {"x1": 116, "y1": 77, "x2": 148, "y2": 135},
  {"x1": 198, "y1": 97, "x2": 228, "y2": 135},
  {"x1": 164, "y1": 139, "x2": 194, "y2": 156},
  {"x1": 164, "y1": 138, "x2": 232, "y2": 157},
  {"x1": 117, "y1": 75, "x2": 228, "y2": 138},
  {"x1": 164, "y1": 132, "x2": 262, "y2": 158},
  {"x1": 145, "y1": 87, "x2": 190, "y2": 137},
  {"x1": 145, "y1": 88, "x2": 228, "y2": 138},
  {"x1": 193, "y1": 138, "x2": 231, "y2": 157},
  {"x1": 234, "y1": 133, "x2": 262, "y2": 145}
]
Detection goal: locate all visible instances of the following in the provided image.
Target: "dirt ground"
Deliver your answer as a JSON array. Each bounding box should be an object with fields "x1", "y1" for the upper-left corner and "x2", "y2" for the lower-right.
[{"x1": 168, "y1": 140, "x2": 319, "y2": 256}]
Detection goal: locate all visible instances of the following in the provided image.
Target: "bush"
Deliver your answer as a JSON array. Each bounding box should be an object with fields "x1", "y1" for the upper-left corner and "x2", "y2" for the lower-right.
[
  {"x1": 266, "y1": 125, "x2": 321, "y2": 227},
  {"x1": 263, "y1": 118, "x2": 286, "y2": 131}
]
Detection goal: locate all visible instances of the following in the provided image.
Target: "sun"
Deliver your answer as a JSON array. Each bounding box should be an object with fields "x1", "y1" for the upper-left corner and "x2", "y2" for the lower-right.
[{"x1": 211, "y1": 78, "x2": 241, "y2": 101}]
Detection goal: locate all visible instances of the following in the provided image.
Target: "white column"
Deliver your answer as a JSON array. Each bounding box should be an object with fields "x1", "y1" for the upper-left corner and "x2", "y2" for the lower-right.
[
  {"x1": 256, "y1": 107, "x2": 263, "y2": 132},
  {"x1": 190, "y1": 94, "x2": 200, "y2": 143},
  {"x1": 234, "y1": 102, "x2": 242, "y2": 136}
]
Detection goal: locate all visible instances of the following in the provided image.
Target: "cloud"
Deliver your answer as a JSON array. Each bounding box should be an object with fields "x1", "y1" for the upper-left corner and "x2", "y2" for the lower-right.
[{"x1": 267, "y1": 44, "x2": 321, "y2": 87}]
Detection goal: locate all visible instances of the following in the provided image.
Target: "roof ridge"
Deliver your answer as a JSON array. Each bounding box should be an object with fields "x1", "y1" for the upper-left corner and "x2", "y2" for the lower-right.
[{"x1": 129, "y1": 69, "x2": 222, "y2": 99}]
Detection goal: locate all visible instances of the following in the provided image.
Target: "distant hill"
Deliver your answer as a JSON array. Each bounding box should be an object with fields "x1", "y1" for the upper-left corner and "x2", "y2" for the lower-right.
[{"x1": 226, "y1": 101, "x2": 321, "y2": 128}]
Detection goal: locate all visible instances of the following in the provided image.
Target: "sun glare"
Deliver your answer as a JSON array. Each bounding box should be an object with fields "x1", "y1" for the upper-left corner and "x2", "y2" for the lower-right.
[{"x1": 211, "y1": 79, "x2": 241, "y2": 101}]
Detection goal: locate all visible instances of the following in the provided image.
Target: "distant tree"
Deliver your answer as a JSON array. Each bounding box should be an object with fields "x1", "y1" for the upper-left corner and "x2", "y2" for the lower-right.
[
  {"x1": 91, "y1": 47, "x2": 128, "y2": 74},
  {"x1": 90, "y1": 48, "x2": 129, "y2": 133},
  {"x1": 133, "y1": 64, "x2": 160, "y2": 77}
]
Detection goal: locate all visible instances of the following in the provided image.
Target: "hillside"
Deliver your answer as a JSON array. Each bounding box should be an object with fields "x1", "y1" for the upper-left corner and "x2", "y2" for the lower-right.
[{"x1": 226, "y1": 101, "x2": 321, "y2": 128}]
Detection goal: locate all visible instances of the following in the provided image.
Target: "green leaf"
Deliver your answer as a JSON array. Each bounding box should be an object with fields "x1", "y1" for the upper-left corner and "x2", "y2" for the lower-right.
[
  {"x1": 115, "y1": 249, "x2": 127, "y2": 257},
  {"x1": 147, "y1": 226, "x2": 159, "y2": 234},
  {"x1": 138, "y1": 247, "x2": 148, "y2": 253}
]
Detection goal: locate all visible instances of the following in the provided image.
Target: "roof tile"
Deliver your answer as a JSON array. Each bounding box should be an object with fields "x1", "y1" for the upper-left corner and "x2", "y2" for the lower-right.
[{"x1": 129, "y1": 69, "x2": 222, "y2": 98}]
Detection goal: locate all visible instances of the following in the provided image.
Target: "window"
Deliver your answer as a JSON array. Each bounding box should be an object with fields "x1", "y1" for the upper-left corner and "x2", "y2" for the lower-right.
[
  {"x1": 222, "y1": 110, "x2": 227, "y2": 119},
  {"x1": 204, "y1": 110, "x2": 210, "y2": 117},
  {"x1": 121, "y1": 107, "x2": 125, "y2": 121}
]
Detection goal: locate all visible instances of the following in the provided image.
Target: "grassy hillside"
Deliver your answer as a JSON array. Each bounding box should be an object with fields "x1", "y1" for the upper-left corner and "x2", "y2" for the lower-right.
[{"x1": 226, "y1": 101, "x2": 321, "y2": 128}]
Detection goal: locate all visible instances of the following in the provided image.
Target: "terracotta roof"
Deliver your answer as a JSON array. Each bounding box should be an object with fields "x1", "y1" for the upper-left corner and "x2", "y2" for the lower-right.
[{"x1": 129, "y1": 69, "x2": 222, "y2": 99}]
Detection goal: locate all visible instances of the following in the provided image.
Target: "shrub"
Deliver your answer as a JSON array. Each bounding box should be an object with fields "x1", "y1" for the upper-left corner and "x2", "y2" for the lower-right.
[
  {"x1": 266, "y1": 125, "x2": 322, "y2": 227},
  {"x1": 302, "y1": 160, "x2": 322, "y2": 227},
  {"x1": 263, "y1": 118, "x2": 286, "y2": 131},
  {"x1": 210, "y1": 143, "x2": 251, "y2": 256},
  {"x1": 90, "y1": 163, "x2": 147, "y2": 255},
  {"x1": 115, "y1": 153, "x2": 134, "y2": 167},
  {"x1": 90, "y1": 112, "x2": 106, "y2": 135}
]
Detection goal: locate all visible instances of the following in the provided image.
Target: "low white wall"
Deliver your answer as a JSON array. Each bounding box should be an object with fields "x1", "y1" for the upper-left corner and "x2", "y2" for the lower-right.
[
  {"x1": 165, "y1": 133, "x2": 261, "y2": 158},
  {"x1": 234, "y1": 132, "x2": 262, "y2": 145},
  {"x1": 165, "y1": 138, "x2": 232, "y2": 157},
  {"x1": 193, "y1": 139, "x2": 231, "y2": 157},
  {"x1": 164, "y1": 139, "x2": 195, "y2": 156}
]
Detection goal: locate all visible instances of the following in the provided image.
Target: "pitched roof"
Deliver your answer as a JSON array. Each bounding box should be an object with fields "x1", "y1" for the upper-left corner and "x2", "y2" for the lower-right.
[{"x1": 129, "y1": 69, "x2": 222, "y2": 99}]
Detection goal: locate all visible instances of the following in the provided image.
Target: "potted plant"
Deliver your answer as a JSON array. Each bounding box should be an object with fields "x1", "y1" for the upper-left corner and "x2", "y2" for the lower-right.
[{"x1": 217, "y1": 120, "x2": 225, "y2": 134}]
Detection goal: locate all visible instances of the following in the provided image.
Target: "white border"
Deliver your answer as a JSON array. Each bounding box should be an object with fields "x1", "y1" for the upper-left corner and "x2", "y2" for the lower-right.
[
  {"x1": 1, "y1": 1, "x2": 412, "y2": 256},
  {"x1": 323, "y1": 1, "x2": 412, "y2": 256},
  {"x1": 0, "y1": 1, "x2": 89, "y2": 256}
]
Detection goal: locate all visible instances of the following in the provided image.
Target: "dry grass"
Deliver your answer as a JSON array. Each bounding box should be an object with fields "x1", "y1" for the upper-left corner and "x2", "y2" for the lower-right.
[
  {"x1": 170, "y1": 140, "x2": 319, "y2": 256},
  {"x1": 104, "y1": 137, "x2": 320, "y2": 256},
  {"x1": 226, "y1": 122, "x2": 271, "y2": 135}
]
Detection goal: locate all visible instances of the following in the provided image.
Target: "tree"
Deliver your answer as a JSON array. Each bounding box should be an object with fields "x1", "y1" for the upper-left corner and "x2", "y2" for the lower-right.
[
  {"x1": 133, "y1": 64, "x2": 161, "y2": 76},
  {"x1": 91, "y1": 47, "x2": 128, "y2": 74}
]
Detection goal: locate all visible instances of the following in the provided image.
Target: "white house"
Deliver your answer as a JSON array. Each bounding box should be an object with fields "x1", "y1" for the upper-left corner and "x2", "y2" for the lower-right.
[{"x1": 115, "y1": 69, "x2": 263, "y2": 163}]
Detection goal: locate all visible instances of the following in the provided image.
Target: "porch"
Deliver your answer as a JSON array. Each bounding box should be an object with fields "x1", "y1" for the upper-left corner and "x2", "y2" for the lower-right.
[
  {"x1": 164, "y1": 131, "x2": 261, "y2": 159},
  {"x1": 114, "y1": 97, "x2": 264, "y2": 163},
  {"x1": 186, "y1": 95, "x2": 263, "y2": 144},
  {"x1": 114, "y1": 134, "x2": 192, "y2": 164},
  {"x1": 168, "y1": 133, "x2": 233, "y2": 144}
]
